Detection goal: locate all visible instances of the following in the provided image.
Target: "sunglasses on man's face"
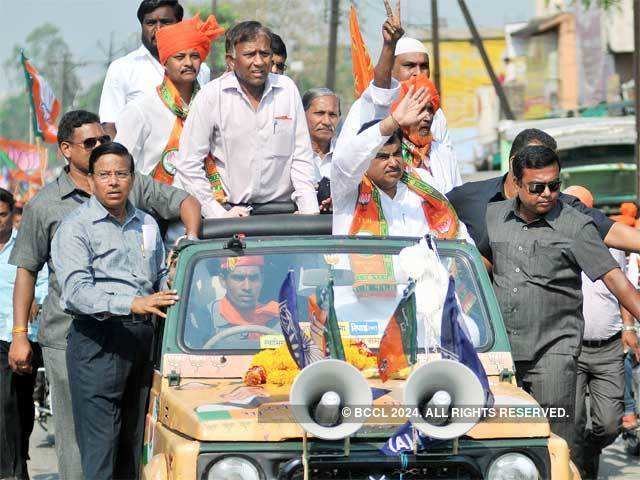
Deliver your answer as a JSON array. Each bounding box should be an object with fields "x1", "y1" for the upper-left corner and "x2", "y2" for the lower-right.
[
  {"x1": 527, "y1": 179, "x2": 562, "y2": 195},
  {"x1": 70, "y1": 135, "x2": 112, "y2": 150}
]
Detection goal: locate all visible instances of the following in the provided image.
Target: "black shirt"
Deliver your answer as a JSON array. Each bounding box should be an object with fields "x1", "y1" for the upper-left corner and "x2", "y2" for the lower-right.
[
  {"x1": 446, "y1": 174, "x2": 615, "y2": 259},
  {"x1": 486, "y1": 199, "x2": 618, "y2": 361}
]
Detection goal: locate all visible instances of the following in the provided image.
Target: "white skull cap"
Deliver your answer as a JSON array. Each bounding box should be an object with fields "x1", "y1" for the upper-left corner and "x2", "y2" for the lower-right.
[{"x1": 394, "y1": 37, "x2": 429, "y2": 56}]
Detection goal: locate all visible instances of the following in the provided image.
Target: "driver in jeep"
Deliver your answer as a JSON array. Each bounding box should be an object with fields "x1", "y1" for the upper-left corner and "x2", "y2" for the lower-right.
[{"x1": 187, "y1": 256, "x2": 279, "y2": 348}]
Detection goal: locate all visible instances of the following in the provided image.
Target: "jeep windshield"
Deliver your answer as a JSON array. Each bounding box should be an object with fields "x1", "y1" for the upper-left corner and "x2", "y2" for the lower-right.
[{"x1": 180, "y1": 244, "x2": 493, "y2": 353}]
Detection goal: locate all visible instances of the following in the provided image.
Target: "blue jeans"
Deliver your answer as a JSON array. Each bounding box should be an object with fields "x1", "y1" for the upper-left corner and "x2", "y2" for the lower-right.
[{"x1": 624, "y1": 351, "x2": 637, "y2": 415}]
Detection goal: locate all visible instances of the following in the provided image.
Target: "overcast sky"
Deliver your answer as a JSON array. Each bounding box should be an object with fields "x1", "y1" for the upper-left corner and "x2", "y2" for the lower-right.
[{"x1": 0, "y1": 0, "x2": 534, "y2": 94}]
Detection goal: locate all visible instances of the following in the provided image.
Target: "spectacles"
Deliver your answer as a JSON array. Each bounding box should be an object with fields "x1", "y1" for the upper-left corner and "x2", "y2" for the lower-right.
[
  {"x1": 274, "y1": 62, "x2": 287, "y2": 72},
  {"x1": 69, "y1": 135, "x2": 112, "y2": 150},
  {"x1": 93, "y1": 171, "x2": 132, "y2": 181},
  {"x1": 527, "y1": 179, "x2": 561, "y2": 195}
]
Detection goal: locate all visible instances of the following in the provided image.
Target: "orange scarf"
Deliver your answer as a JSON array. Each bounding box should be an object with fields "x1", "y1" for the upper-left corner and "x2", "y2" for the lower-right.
[
  {"x1": 151, "y1": 76, "x2": 196, "y2": 185},
  {"x1": 348, "y1": 171, "x2": 459, "y2": 297},
  {"x1": 219, "y1": 297, "x2": 280, "y2": 327}
]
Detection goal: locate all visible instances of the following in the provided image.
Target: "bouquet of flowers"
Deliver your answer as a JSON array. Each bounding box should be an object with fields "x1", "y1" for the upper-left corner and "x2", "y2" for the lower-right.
[{"x1": 244, "y1": 339, "x2": 377, "y2": 386}]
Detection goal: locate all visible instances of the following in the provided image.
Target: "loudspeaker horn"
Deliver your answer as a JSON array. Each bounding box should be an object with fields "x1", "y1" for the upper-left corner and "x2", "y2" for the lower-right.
[
  {"x1": 403, "y1": 359, "x2": 485, "y2": 440},
  {"x1": 290, "y1": 359, "x2": 373, "y2": 440}
]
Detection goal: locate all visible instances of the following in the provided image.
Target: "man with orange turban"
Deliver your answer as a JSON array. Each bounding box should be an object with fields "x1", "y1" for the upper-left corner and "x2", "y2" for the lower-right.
[
  {"x1": 115, "y1": 14, "x2": 224, "y2": 184},
  {"x1": 391, "y1": 75, "x2": 461, "y2": 193},
  {"x1": 186, "y1": 256, "x2": 279, "y2": 348}
]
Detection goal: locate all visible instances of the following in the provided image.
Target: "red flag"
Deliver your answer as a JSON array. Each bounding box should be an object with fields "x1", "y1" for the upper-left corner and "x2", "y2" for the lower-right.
[
  {"x1": 349, "y1": 5, "x2": 374, "y2": 99},
  {"x1": 21, "y1": 52, "x2": 60, "y2": 144}
]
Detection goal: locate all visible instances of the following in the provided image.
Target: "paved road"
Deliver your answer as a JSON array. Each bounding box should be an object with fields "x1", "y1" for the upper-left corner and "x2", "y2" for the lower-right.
[{"x1": 27, "y1": 421, "x2": 640, "y2": 479}]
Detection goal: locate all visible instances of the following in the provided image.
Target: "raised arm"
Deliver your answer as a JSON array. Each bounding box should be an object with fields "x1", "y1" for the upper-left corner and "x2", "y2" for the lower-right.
[
  {"x1": 332, "y1": 85, "x2": 429, "y2": 199},
  {"x1": 373, "y1": 0, "x2": 404, "y2": 89}
]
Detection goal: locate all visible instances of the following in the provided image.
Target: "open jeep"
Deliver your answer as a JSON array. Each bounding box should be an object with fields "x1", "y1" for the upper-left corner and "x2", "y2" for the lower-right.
[{"x1": 141, "y1": 213, "x2": 579, "y2": 480}]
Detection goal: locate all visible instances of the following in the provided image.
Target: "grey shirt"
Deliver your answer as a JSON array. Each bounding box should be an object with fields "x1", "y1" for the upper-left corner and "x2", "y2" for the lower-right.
[
  {"x1": 486, "y1": 199, "x2": 619, "y2": 362},
  {"x1": 9, "y1": 168, "x2": 187, "y2": 348},
  {"x1": 53, "y1": 196, "x2": 166, "y2": 317}
]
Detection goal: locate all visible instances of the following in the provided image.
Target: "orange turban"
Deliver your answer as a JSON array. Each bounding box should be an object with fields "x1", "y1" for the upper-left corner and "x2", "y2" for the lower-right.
[
  {"x1": 391, "y1": 75, "x2": 441, "y2": 149},
  {"x1": 220, "y1": 256, "x2": 265, "y2": 271},
  {"x1": 610, "y1": 202, "x2": 639, "y2": 226},
  {"x1": 157, "y1": 13, "x2": 225, "y2": 66}
]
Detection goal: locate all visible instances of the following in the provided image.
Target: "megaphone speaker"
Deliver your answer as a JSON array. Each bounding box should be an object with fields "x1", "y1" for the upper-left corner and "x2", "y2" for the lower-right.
[
  {"x1": 403, "y1": 359, "x2": 485, "y2": 440},
  {"x1": 290, "y1": 359, "x2": 373, "y2": 440}
]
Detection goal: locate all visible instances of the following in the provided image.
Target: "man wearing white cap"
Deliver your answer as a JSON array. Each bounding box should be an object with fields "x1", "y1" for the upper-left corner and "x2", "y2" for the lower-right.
[
  {"x1": 392, "y1": 37, "x2": 449, "y2": 148},
  {"x1": 341, "y1": 36, "x2": 450, "y2": 152}
]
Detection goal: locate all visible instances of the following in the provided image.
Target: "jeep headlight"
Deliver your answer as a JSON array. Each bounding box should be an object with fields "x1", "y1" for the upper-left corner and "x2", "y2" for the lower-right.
[
  {"x1": 207, "y1": 456, "x2": 262, "y2": 480},
  {"x1": 486, "y1": 453, "x2": 539, "y2": 480}
]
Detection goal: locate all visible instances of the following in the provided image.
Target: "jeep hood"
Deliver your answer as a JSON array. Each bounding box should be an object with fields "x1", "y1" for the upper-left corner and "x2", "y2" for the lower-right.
[{"x1": 157, "y1": 374, "x2": 550, "y2": 443}]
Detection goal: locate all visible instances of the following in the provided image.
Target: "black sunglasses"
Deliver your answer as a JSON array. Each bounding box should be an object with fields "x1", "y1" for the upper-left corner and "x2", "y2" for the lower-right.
[
  {"x1": 70, "y1": 135, "x2": 112, "y2": 150},
  {"x1": 527, "y1": 179, "x2": 562, "y2": 195}
]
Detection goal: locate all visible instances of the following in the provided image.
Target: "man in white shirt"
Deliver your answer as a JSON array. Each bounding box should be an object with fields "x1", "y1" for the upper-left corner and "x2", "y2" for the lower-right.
[
  {"x1": 331, "y1": 91, "x2": 468, "y2": 241},
  {"x1": 173, "y1": 21, "x2": 319, "y2": 218},
  {"x1": 99, "y1": 0, "x2": 211, "y2": 138},
  {"x1": 564, "y1": 187, "x2": 640, "y2": 478},
  {"x1": 302, "y1": 88, "x2": 340, "y2": 183},
  {"x1": 115, "y1": 14, "x2": 224, "y2": 179}
]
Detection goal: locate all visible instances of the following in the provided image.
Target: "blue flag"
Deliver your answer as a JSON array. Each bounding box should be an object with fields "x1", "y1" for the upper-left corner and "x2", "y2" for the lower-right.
[
  {"x1": 279, "y1": 271, "x2": 321, "y2": 369},
  {"x1": 381, "y1": 275, "x2": 494, "y2": 456},
  {"x1": 440, "y1": 276, "x2": 494, "y2": 407},
  {"x1": 380, "y1": 422, "x2": 442, "y2": 456}
]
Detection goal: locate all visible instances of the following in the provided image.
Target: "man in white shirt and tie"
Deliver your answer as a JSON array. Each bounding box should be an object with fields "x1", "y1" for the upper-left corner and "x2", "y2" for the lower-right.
[
  {"x1": 99, "y1": 0, "x2": 211, "y2": 138},
  {"x1": 173, "y1": 21, "x2": 319, "y2": 218}
]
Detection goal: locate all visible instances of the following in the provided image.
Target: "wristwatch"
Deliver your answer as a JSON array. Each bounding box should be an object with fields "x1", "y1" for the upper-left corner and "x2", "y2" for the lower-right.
[{"x1": 622, "y1": 325, "x2": 638, "y2": 333}]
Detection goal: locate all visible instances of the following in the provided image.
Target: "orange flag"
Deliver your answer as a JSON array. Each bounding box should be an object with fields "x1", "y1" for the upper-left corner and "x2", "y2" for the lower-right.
[
  {"x1": 349, "y1": 5, "x2": 374, "y2": 99},
  {"x1": 21, "y1": 52, "x2": 60, "y2": 144}
]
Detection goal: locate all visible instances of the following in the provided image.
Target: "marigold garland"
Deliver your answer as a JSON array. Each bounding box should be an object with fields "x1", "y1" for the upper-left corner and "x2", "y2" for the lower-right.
[{"x1": 246, "y1": 339, "x2": 376, "y2": 386}]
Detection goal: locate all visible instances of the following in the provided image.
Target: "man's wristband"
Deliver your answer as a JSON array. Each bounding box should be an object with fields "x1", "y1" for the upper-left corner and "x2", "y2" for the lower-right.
[
  {"x1": 12, "y1": 327, "x2": 28, "y2": 335},
  {"x1": 622, "y1": 325, "x2": 638, "y2": 333}
]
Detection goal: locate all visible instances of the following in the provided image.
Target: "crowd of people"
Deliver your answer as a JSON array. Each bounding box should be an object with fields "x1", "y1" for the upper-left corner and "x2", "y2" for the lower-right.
[{"x1": 1, "y1": 0, "x2": 640, "y2": 479}]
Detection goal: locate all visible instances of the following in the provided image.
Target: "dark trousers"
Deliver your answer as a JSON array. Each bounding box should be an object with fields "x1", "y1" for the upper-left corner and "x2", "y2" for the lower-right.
[
  {"x1": 515, "y1": 354, "x2": 578, "y2": 460},
  {"x1": 67, "y1": 317, "x2": 153, "y2": 480},
  {"x1": 574, "y1": 338, "x2": 625, "y2": 479},
  {"x1": 0, "y1": 339, "x2": 43, "y2": 479}
]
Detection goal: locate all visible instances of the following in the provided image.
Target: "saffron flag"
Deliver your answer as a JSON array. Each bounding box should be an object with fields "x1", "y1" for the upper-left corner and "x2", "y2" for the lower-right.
[
  {"x1": 376, "y1": 281, "x2": 417, "y2": 382},
  {"x1": 440, "y1": 277, "x2": 494, "y2": 407},
  {"x1": 278, "y1": 271, "x2": 322, "y2": 369},
  {"x1": 21, "y1": 52, "x2": 60, "y2": 144},
  {"x1": 349, "y1": 5, "x2": 374, "y2": 99}
]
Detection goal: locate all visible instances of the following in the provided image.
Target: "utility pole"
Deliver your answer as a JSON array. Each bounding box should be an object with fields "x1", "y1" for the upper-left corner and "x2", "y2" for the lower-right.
[
  {"x1": 210, "y1": 0, "x2": 218, "y2": 78},
  {"x1": 431, "y1": 0, "x2": 441, "y2": 95},
  {"x1": 635, "y1": 0, "x2": 640, "y2": 204},
  {"x1": 60, "y1": 52, "x2": 70, "y2": 111},
  {"x1": 326, "y1": 0, "x2": 340, "y2": 90},
  {"x1": 457, "y1": 0, "x2": 514, "y2": 120}
]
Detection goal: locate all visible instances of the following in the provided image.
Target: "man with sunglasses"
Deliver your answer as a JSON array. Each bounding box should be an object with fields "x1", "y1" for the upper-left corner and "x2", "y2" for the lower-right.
[
  {"x1": 485, "y1": 145, "x2": 640, "y2": 468},
  {"x1": 99, "y1": 0, "x2": 211, "y2": 139},
  {"x1": 447, "y1": 128, "x2": 640, "y2": 266},
  {"x1": 7, "y1": 110, "x2": 201, "y2": 478},
  {"x1": 270, "y1": 32, "x2": 287, "y2": 75}
]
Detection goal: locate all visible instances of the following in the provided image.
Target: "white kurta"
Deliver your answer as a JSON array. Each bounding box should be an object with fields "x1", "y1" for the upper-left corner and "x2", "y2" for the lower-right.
[
  {"x1": 114, "y1": 93, "x2": 176, "y2": 175},
  {"x1": 99, "y1": 45, "x2": 210, "y2": 124},
  {"x1": 173, "y1": 72, "x2": 319, "y2": 218}
]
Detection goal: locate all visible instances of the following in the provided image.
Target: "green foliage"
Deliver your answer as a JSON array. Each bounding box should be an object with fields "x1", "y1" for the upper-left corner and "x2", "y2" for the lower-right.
[
  {"x1": 0, "y1": 93, "x2": 30, "y2": 140},
  {"x1": 75, "y1": 78, "x2": 105, "y2": 114}
]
